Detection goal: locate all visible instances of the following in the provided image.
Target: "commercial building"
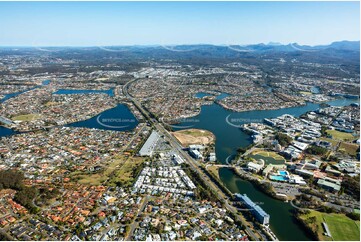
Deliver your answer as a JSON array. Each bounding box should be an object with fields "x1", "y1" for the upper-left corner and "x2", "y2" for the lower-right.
[
  {"x1": 189, "y1": 149, "x2": 203, "y2": 159},
  {"x1": 139, "y1": 131, "x2": 160, "y2": 157},
  {"x1": 247, "y1": 162, "x2": 264, "y2": 173},
  {"x1": 234, "y1": 193, "x2": 270, "y2": 225},
  {"x1": 317, "y1": 179, "x2": 341, "y2": 193}
]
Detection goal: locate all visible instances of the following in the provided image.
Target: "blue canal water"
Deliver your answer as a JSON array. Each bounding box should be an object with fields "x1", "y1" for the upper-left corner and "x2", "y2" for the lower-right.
[
  {"x1": 174, "y1": 96, "x2": 359, "y2": 241},
  {"x1": 67, "y1": 104, "x2": 138, "y2": 132},
  {"x1": 53, "y1": 88, "x2": 114, "y2": 96},
  {"x1": 311, "y1": 86, "x2": 320, "y2": 94},
  {"x1": 176, "y1": 97, "x2": 359, "y2": 163},
  {"x1": 0, "y1": 79, "x2": 51, "y2": 103},
  {"x1": 0, "y1": 80, "x2": 52, "y2": 137},
  {"x1": 0, "y1": 88, "x2": 359, "y2": 240},
  {"x1": 195, "y1": 92, "x2": 211, "y2": 98},
  {"x1": 195, "y1": 92, "x2": 230, "y2": 100},
  {"x1": 0, "y1": 126, "x2": 15, "y2": 137}
]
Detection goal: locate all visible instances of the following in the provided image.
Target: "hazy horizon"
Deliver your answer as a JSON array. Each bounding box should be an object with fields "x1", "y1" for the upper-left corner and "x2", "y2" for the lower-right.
[
  {"x1": 0, "y1": 39, "x2": 360, "y2": 48},
  {"x1": 0, "y1": 1, "x2": 359, "y2": 46}
]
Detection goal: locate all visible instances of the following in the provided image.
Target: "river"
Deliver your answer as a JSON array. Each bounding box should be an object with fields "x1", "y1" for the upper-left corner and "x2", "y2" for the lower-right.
[
  {"x1": 173, "y1": 94, "x2": 359, "y2": 241},
  {"x1": 0, "y1": 88, "x2": 358, "y2": 240},
  {"x1": 53, "y1": 88, "x2": 114, "y2": 96}
]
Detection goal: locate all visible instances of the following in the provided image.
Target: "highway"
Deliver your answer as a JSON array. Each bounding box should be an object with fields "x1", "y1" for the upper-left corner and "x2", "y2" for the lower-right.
[{"x1": 123, "y1": 79, "x2": 262, "y2": 241}]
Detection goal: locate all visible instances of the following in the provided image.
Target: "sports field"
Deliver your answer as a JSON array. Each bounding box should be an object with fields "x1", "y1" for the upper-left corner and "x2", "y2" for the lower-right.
[
  {"x1": 323, "y1": 213, "x2": 360, "y2": 241},
  {"x1": 299, "y1": 210, "x2": 360, "y2": 241}
]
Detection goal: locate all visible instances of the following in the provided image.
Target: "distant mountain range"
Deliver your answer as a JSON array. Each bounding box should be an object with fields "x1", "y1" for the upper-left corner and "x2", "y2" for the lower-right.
[
  {"x1": 160, "y1": 40, "x2": 360, "y2": 53},
  {"x1": 0, "y1": 40, "x2": 359, "y2": 52}
]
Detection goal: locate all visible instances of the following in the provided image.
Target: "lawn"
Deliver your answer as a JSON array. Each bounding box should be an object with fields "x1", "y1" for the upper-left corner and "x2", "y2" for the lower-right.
[
  {"x1": 249, "y1": 150, "x2": 285, "y2": 165},
  {"x1": 103, "y1": 156, "x2": 126, "y2": 177},
  {"x1": 299, "y1": 210, "x2": 360, "y2": 241},
  {"x1": 323, "y1": 213, "x2": 360, "y2": 241},
  {"x1": 319, "y1": 137, "x2": 339, "y2": 147},
  {"x1": 111, "y1": 156, "x2": 145, "y2": 186},
  {"x1": 73, "y1": 156, "x2": 127, "y2": 186},
  {"x1": 77, "y1": 173, "x2": 105, "y2": 186},
  {"x1": 326, "y1": 130, "x2": 355, "y2": 142},
  {"x1": 338, "y1": 142, "x2": 359, "y2": 156},
  {"x1": 299, "y1": 91, "x2": 312, "y2": 95},
  {"x1": 207, "y1": 165, "x2": 220, "y2": 180},
  {"x1": 12, "y1": 113, "x2": 41, "y2": 121},
  {"x1": 44, "y1": 101, "x2": 59, "y2": 107}
]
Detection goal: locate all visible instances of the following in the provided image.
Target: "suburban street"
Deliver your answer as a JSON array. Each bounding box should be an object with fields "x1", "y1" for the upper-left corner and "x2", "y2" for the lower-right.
[{"x1": 123, "y1": 79, "x2": 266, "y2": 241}]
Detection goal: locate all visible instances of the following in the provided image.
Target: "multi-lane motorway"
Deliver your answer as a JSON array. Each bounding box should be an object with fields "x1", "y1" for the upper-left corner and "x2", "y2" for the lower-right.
[{"x1": 122, "y1": 79, "x2": 265, "y2": 240}]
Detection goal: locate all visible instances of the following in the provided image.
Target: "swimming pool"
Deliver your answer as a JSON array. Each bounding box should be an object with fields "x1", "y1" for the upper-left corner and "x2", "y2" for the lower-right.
[
  {"x1": 269, "y1": 175, "x2": 289, "y2": 181},
  {"x1": 279, "y1": 171, "x2": 288, "y2": 176}
]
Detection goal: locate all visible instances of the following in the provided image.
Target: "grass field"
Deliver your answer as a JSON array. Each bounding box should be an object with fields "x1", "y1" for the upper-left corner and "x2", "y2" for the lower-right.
[
  {"x1": 207, "y1": 166, "x2": 220, "y2": 180},
  {"x1": 299, "y1": 91, "x2": 312, "y2": 95},
  {"x1": 324, "y1": 213, "x2": 360, "y2": 241},
  {"x1": 326, "y1": 130, "x2": 355, "y2": 142},
  {"x1": 103, "y1": 157, "x2": 126, "y2": 177},
  {"x1": 74, "y1": 156, "x2": 128, "y2": 186},
  {"x1": 249, "y1": 150, "x2": 285, "y2": 165},
  {"x1": 319, "y1": 137, "x2": 339, "y2": 147},
  {"x1": 45, "y1": 101, "x2": 59, "y2": 107},
  {"x1": 111, "y1": 156, "x2": 145, "y2": 186},
  {"x1": 12, "y1": 113, "x2": 41, "y2": 121},
  {"x1": 338, "y1": 142, "x2": 359, "y2": 156},
  {"x1": 299, "y1": 210, "x2": 360, "y2": 241},
  {"x1": 77, "y1": 173, "x2": 105, "y2": 186}
]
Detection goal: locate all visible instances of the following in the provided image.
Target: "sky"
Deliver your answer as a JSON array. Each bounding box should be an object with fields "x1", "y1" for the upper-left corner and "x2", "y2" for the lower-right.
[{"x1": 0, "y1": 1, "x2": 359, "y2": 46}]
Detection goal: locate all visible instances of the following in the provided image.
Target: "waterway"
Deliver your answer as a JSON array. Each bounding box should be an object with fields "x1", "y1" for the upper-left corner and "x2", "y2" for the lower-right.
[
  {"x1": 173, "y1": 94, "x2": 359, "y2": 241},
  {"x1": 220, "y1": 168, "x2": 314, "y2": 241},
  {"x1": 176, "y1": 96, "x2": 359, "y2": 163},
  {"x1": 0, "y1": 85, "x2": 133, "y2": 137},
  {"x1": 0, "y1": 79, "x2": 51, "y2": 103},
  {"x1": 67, "y1": 104, "x2": 138, "y2": 131},
  {"x1": 53, "y1": 88, "x2": 114, "y2": 96},
  {"x1": 195, "y1": 92, "x2": 230, "y2": 100},
  {"x1": 0, "y1": 80, "x2": 52, "y2": 137},
  {"x1": 195, "y1": 92, "x2": 211, "y2": 98},
  {"x1": 311, "y1": 86, "x2": 320, "y2": 94},
  {"x1": 0, "y1": 88, "x2": 358, "y2": 240},
  {"x1": 0, "y1": 126, "x2": 14, "y2": 137}
]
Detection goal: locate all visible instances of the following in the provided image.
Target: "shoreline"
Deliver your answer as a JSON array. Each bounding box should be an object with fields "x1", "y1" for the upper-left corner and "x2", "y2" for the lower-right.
[
  {"x1": 159, "y1": 96, "x2": 359, "y2": 127},
  {"x1": 231, "y1": 167, "x2": 288, "y2": 202},
  {"x1": 0, "y1": 101, "x2": 140, "y2": 135}
]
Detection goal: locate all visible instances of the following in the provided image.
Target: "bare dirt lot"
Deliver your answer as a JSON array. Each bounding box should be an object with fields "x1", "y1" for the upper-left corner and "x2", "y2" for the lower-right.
[{"x1": 171, "y1": 128, "x2": 215, "y2": 147}]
